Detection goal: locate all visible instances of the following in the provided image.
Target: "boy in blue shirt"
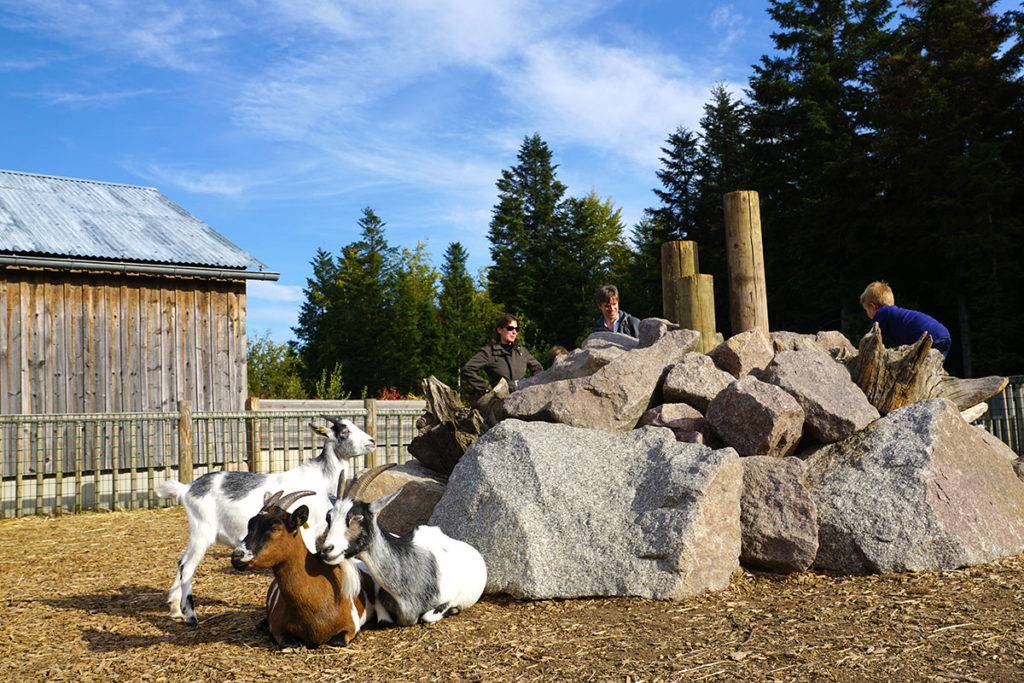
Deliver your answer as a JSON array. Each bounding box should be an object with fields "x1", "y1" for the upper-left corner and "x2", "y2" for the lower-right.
[{"x1": 860, "y1": 281, "x2": 951, "y2": 358}]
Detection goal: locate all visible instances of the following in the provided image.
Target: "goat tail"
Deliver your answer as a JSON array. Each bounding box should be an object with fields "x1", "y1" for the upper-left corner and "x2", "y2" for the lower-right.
[{"x1": 156, "y1": 479, "x2": 189, "y2": 501}]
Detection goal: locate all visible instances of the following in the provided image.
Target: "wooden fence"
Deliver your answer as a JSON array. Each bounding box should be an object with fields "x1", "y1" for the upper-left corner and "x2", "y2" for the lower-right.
[
  {"x1": 2, "y1": 378, "x2": 1022, "y2": 520},
  {"x1": 0, "y1": 399, "x2": 424, "y2": 518}
]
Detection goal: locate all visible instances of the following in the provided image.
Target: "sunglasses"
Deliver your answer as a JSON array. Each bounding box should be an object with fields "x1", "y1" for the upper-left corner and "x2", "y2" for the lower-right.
[{"x1": 504, "y1": 326, "x2": 519, "y2": 331}]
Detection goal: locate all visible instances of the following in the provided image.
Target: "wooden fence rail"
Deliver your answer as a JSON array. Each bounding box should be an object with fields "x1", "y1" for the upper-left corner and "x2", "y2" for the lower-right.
[{"x1": 0, "y1": 400, "x2": 424, "y2": 518}]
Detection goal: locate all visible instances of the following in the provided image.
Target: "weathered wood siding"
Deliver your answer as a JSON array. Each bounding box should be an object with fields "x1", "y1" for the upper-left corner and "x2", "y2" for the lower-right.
[{"x1": 0, "y1": 267, "x2": 247, "y2": 415}]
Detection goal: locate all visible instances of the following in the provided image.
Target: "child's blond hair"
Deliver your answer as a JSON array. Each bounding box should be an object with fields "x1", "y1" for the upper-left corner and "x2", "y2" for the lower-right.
[{"x1": 860, "y1": 281, "x2": 895, "y2": 307}]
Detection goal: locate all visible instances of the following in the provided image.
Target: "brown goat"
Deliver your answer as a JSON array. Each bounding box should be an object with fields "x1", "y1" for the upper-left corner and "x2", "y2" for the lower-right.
[{"x1": 231, "y1": 490, "x2": 377, "y2": 648}]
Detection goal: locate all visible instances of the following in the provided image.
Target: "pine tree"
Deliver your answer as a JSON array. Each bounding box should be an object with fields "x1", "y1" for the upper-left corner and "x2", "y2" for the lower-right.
[
  {"x1": 694, "y1": 84, "x2": 752, "y2": 336},
  {"x1": 293, "y1": 248, "x2": 341, "y2": 391},
  {"x1": 487, "y1": 133, "x2": 567, "y2": 334},
  {"x1": 746, "y1": 0, "x2": 893, "y2": 334},
  {"x1": 437, "y1": 243, "x2": 481, "y2": 387},
  {"x1": 871, "y1": 0, "x2": 1024, "y2": 374}
]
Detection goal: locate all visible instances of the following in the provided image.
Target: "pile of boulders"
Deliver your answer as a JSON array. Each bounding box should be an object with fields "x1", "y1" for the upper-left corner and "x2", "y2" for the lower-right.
[{"x1": 376, "y1": 320, "x2": 1024, "y2": 602}]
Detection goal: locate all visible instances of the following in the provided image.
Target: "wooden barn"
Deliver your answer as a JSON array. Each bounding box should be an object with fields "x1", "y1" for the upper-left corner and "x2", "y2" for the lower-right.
[{"x1": 0, "y1": 169, "x2": 279, "y2": 416}]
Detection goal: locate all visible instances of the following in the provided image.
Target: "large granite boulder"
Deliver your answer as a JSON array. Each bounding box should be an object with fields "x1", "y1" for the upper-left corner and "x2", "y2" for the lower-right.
[
  {"x1": 430, "y1": 420, "x2": 742, "y2": 600},
  {"x1": 706, "y1": 376, "x2": 806, "y2": 458},
  {"x1": 804, "y1": 398, "x2": 1024, "y2": 574},
  {"x1": 662, "y1": 352, "x2": 735, "y2": 412},
  {"x1": 759, "y1": 349, "x2": 879, "y2": 443},
  {"x1": 739, "y1": 456, "x2": 818, "y2": 573},
  {"x1": 516, "y1": 343, "x2": 626, "y2": 389},
  {"x1": 638, "y1": 402, "x2": 718, "y2": 446},
  {"x1": 503, "y1": 329, "x2": 700, "y2": 431},
  {"x1": 708, "y1": 328, "x2": 774, "y2": 378}
]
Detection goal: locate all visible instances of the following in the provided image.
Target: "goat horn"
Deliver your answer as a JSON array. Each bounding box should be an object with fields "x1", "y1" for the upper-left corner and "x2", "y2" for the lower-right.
[
  {"x1": 336, "y1": 471, "x2": 347, "y2": 499},
  {"x1": 345, "y1": 463, "x2": 396, "y2": 502},
  {"x1": 262, "y1": 491, "x2": 285, "y2": 510},
  {"x1": 274, "y1": 490, "x2": 316, "y2": 511}
]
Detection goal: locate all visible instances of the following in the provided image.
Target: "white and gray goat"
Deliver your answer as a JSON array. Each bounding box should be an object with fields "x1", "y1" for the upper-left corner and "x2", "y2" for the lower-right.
[
  {"x1": 317, "y1": 465, "x2": 487, "y2": 626},
  {"x1": 156, "y1": 416, "x2": 375, "y2": 626},
  {"x1": 230, "y1": 489, "x2": 378, "y2": 648}
]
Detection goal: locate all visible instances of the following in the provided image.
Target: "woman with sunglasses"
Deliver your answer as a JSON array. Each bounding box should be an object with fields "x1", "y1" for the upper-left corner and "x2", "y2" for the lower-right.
[{"x1": 460, "y1": 313, "x2": 543, "y2": 403}]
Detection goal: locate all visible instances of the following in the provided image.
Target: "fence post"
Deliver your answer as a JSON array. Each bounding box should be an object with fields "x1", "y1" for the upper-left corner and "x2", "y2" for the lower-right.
[
  {"x1": 661, "y1": 241, "x2": 718, "y2": 353},
  {"x1": 364, "y1": 397, "x2": 378, "y2": 468},
  {"x1": 178, "y1": 400, "x2": 193, "y2": 484},
  {"x1": 245, "y1": 396, "x2": 265, "y2": 473},
  {"x1": 723, "y1": 190, "x2": 770, "y2": 337}
]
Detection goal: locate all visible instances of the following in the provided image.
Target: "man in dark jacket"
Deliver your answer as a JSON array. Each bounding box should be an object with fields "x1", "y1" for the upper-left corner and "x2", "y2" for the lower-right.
[
  {"x1": 592, "y1": 284, "x2": 639, "y2": 338},
  {"x1": 461, "y1": 313, "x2": 543, "y2": 399}
]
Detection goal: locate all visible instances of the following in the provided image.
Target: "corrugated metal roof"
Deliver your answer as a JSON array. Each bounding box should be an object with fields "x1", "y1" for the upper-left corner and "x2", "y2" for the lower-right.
[{"x1": 0, "y1": 169, "x2": 268, "y2": 271}]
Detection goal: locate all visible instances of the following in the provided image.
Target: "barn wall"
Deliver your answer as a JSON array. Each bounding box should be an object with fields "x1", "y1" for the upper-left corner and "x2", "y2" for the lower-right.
[{"x1": 0, "y1": 267, "x2": 247, "y2": 415}]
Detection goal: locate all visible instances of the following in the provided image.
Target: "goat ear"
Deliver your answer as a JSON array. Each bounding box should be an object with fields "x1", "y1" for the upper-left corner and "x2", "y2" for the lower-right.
[
  {"x1": 368, "y1": 490, "x2": 401, "y2": 515},
  {"x1": 289, "y1": 505, "x2": 309, "y2": 531}
]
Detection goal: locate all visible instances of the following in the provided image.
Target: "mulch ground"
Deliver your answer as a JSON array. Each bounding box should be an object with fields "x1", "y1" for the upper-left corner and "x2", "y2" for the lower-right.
[{"x1": 2, "y1": 507, "x2": 1023, "y2": 682}]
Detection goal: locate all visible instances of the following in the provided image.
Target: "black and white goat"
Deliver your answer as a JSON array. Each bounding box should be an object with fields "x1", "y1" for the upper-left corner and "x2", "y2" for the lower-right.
[
  {"x1": 156, "y1": 416, "x2": 374, "y2": 626},
  {"x1": 231, "y1": 489, "x2": 378, "y2": 648},
  {"x1": 317, "y1": 465, "x2": 487, "y2": 626}
]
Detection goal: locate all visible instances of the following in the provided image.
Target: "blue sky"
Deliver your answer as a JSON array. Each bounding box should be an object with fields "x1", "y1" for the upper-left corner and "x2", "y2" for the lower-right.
[{"x1": 1, "y1": 0, "x2": 781, "y2": 344}]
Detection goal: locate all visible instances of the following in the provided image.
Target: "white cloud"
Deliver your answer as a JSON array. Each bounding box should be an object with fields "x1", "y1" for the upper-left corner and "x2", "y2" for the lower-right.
[
  {"x1": 710, "y1": 5, "x2": 749, "y2": 54},
  {"x1": 247, "y1": 279, "x2": 304, "y2": 302},
  {"x1": 31, "y1": 88, "x2": 165, "y2": 107},
  {"x1": 499, "y1": 38, "x2": 708, "y2": 166}
]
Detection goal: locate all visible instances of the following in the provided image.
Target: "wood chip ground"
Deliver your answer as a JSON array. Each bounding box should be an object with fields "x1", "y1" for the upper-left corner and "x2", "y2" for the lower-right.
[{"x1": 2, "y1": 507, "x2": 1022, "y2": 681}]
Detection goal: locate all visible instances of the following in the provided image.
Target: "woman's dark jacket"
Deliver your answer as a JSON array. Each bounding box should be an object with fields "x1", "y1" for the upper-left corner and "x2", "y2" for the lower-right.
[{"x1": 460, "y1": 343, "x2": 543, "y2": 396}]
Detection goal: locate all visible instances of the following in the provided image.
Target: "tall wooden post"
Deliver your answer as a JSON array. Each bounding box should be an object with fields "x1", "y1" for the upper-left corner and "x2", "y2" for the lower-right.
[
  {"x1": 723, "y1": 191, "x2": 769, "y2": 337},
  {"x1": 245, "y1": 395, "x2": 265, "y2": 474},
  {"x1": 177, "y1": 400, "x2": 193, "y2": 484},
  {"x1": 364, "y1": 397, "x2": 378, "y2": 468},
  {"x1": 661, "y1": 241, "x2": 717, "y2": 353}
]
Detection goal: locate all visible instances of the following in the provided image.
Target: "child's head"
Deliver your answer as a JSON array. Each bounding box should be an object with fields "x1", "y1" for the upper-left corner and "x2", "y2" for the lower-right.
[
  {"x1": 860, "y1": 281, "x2": 895, "y2": 318},
  {"x1": 545, "y1": 345, "x2": 568, "y2": 368}
]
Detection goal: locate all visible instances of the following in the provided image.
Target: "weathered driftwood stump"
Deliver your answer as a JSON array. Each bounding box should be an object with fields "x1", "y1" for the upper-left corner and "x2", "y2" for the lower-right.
[
  {"x1": 852, "y1": 323, "x2": 1007, "y2": 415},
  {"x1": 407, "y1": 376, "x2": 499, "y2": 476}
]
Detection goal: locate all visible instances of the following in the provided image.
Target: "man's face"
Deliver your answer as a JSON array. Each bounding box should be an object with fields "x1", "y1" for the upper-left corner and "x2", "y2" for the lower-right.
[{"x1": 599, "y1": 297, "x2": 619, "y2": 320}]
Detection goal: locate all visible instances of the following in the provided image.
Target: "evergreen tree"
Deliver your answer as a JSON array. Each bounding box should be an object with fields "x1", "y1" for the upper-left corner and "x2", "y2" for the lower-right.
[
  {"x1": 487, "y1": 133, "x2": 567, "y2": 338},
  {"x1": 293, "y1": 248, "x2": 341, "y2": 391},
  {"x1": 871, "y1": 0, "x2": 1024, "y2": 375},
  {"x1": 437, "y1": 242, "x2": 482, "y2": 388},
  {"x1": 693, "y1": 84, "x2": 752, "y2": 336},
  {"x1": 332, "y1": 207, "x2": 397, "y2": 394},
  {"x1": 746, "y1": 0, "x2": 893, "y2": 334},
  {"x1": 631, "y1": 127, "x2": 702, "y2": 319}
]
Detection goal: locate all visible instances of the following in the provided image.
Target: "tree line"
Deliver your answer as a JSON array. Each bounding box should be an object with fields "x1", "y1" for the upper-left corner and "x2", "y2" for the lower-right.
[{"x1": 248, "y1": 0, "x2": 1023, "y2": 399}]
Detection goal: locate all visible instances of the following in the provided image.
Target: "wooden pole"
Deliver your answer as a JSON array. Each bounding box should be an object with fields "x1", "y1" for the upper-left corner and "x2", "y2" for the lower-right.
[
  {"x1": 661, "y1": 241, "x2": 717, "y2": 351},
  {"x1": 245, "y1": 395, "x2": 265, "y2": 473},
  {"x1": 661, "y1": 241, "x2": 699, "y2": 320},
  {"x1": 177, "y1": 400, "x2": 193, "y2": 484},
  {"x1": 723, "y1": 191, "x2": 769, "y2": 337},
  {"x1": 364, "y1": 397, "x2": 378, "y2": 468},
  {"x1": 678, "y1": 274, "x2": 718, "y2": 353}
]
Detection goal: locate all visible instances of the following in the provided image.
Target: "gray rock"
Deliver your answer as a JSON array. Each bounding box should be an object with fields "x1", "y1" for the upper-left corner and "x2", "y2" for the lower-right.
[
  {"x1": 759, "y1": 349, "x2": 879, "y2": 443},
  {"x1": 662, "y1": 352, "x2": 735, "y2": 412},
  {"x1": 769, "y1": 331, "x2": 827, "y2": 354},
  {"x1": 430, "y1": 420, "x2": 742, "y2": 600},
  {"x1": 815, "y1": 330, "x2": 858, "y2": 361},
  {"x1": 804, "y1": 398, "x2": 1024, "y2": 574},
  {"x1": 638, "y1": 402, "x2": 718, "y2": 446},
  {"x1": 581, "y1": 331, "x2": 639, "y2": 352},
  {"x1": 709, "y1": 328, "x2": 774, "y2": 378},
  {"x1": 706, "y1": 376, "x2": 805, "y2": 458},
  {"x1": 739, "y1": 456, "x2": 818, "y2": 573},
  {"x1": 637, "y1": 317, "x2": 680, "y2": 348},
  {"x1": 359, "y1": 461, "x2": 448, "y2": 535},
  {"x1": 517, "y1": 344, "x2": 624, "y2": 390},
  {"x1": 504, "y1": 328, "x2": 700, "y2": 431}
]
